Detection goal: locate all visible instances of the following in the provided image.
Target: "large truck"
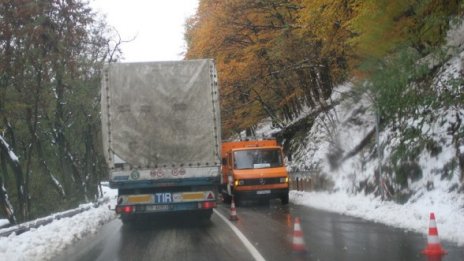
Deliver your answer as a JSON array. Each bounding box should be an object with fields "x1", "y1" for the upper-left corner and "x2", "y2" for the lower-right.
[
  {"x1": 101, "y1": 59, "x2": 221, "y2": 223},
  {"x1": 220, "y1": 139, "x2": 289, "y2": 205}
]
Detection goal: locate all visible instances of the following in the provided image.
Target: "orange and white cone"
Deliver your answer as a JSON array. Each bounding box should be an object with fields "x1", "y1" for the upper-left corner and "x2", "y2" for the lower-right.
[
  {"x1": 292, "y1": 217, "x2": 307, "y2": 253},
  {"x1": 422, "y1": 212, "x2": 447, "y2": 256},
  {"x1": 229, "y1": 197, "x2": 238, "y2": 221}
]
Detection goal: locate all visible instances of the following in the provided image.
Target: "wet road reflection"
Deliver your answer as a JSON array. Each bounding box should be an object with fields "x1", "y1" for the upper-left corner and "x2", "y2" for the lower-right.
[
  {"x1": 214, "y1": 200, "x2": 463, "y2": 261},
  {"x1": 53, "y1": 201, "x2": 463, "y2": 261}
]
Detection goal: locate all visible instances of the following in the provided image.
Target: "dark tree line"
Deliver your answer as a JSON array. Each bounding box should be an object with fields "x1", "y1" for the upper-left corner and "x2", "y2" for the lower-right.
[{"x1": 0, "y1": 0, "x2": 119, "y2": 224}]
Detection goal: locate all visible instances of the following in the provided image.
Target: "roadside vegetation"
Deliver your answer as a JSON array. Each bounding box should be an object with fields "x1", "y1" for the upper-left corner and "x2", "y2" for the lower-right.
[
  {"x1": 0, "y1": 0, "x2": 120, "y2": 224},
  {"x1": 186, "y1": 0, "x2": 464, "y2": 199}
]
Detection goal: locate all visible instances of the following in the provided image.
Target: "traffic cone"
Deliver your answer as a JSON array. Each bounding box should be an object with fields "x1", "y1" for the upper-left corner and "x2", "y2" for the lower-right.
[
  {"x1": 422, "y1": 212, "x2": 447, "y2": 256},
  {"x1": 292, "y1": 217, "x2": 307, "y2": 253},
  {"x1": 229, "y1": 197, "x2": 238, "y2": 221}
]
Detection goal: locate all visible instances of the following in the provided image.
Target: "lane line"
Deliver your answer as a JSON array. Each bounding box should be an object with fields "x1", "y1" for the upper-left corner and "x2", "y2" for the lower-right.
[{"x1": 213, "y1": 208, "x2": 266, "y2": 261}]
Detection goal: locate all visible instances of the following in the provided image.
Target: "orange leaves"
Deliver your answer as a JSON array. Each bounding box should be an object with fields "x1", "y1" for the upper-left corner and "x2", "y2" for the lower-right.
[
  {"x1": 186, "y1": 0, "x2": 351, "y2": 137},
  {"x1": 185, "y1": 0, "x2": 464, "y2": 138}
]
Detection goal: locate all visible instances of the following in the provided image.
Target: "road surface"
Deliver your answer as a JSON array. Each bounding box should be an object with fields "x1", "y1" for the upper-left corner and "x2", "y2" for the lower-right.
[{"x1": 53, "y1": 200, "x2": 464, "y2": 261}]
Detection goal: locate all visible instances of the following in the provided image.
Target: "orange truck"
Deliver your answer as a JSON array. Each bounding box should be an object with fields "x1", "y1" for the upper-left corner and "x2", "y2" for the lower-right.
[{"x1": 220, "y1": 139, "x2": 289, "y2": 205}]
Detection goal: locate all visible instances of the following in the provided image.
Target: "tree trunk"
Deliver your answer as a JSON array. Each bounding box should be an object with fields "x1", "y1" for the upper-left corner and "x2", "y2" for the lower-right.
[
  {"x1": 0, "y1": 135, "x2": 27, "y2": 221},
  {"x1": 0, "y1": 155, "x2": 16, "y2": 225},
  {"x1": 36, "y1": 139, "x2": 66, "y2": 198},
  {"x1": 0, "y1": 175, "x2": 16, "y2": 225}
]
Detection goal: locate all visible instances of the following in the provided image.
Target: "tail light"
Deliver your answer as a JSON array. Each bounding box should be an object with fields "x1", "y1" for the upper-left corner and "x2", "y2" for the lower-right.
[
  {"x1": 116, "y1": 205, "x2": 134, "y2": 214},
  {"x1": 200, "y1": 201, "x2": 216, "y2": 209}
]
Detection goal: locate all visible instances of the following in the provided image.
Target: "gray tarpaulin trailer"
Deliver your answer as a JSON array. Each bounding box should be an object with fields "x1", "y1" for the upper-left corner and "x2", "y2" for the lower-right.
[{"x1": 101, "y1": 59, "x2": 221, "y2": 222}]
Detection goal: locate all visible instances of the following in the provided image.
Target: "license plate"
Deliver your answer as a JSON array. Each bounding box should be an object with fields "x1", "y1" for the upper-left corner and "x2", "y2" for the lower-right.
[
  {"x1": 257, "y1": 190, "x2": 271, "y2": 195},
  {"x1": 146, "y1": 205, "x2": 169, "y2": 211}
]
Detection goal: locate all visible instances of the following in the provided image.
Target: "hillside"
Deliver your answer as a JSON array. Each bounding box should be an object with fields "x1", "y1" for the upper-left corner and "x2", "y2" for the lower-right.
[
  {"x1": 284, "y1": 20, "x2": 464, "y2": 196},
  {"x1": 249, "y1": 21, "x2": 464, "y2": 245}
]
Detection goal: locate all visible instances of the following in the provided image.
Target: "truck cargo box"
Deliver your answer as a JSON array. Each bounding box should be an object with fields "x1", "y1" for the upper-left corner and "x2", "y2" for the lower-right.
[{"x1": 101, "y1": 60, "x2": 221, "y2": 188}]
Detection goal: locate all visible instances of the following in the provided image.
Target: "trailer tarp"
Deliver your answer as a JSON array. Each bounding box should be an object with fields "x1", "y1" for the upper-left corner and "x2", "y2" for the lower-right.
[{"x1": 101, "y1": 60, "x2": 221, "y2": 168}]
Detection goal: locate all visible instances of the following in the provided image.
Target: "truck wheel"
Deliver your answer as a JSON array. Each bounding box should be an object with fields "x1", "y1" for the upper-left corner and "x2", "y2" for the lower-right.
[
  {"x1": 199, "y1": 209, "x2": 213, "y2": 219},
  {"x1": 121, "y1": 216, "x2": 134, "y2": 225},
  {"x1": 281, "y1": 193, "x2": 289, "y2": 205}
]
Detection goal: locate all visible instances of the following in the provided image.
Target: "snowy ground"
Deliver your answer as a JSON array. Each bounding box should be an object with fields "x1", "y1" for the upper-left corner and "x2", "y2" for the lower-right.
[
  {"x1": 284, "y1": 76, "x2": 464, "y2": 247},
  {"x1": 291, "y1": 190, "x2": 464, "y2": 246}
]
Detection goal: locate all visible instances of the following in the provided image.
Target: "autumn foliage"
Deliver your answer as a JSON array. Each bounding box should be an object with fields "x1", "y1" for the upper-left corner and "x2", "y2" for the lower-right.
[{"x1": 185, "y1": 0, "x2": 462, "y2": 138}]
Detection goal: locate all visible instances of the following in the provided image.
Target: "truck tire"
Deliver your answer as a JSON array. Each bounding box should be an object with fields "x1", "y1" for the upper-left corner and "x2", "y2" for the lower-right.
[
  {"x1": 281, "y1": 193, "x2": 289, "y2": 205},
  {"x1": 121, "y1": 216, "x2": 134, "y2": 225},
  {"x1": 199, "y1": 209, "x2": 213, "y2": 219}
]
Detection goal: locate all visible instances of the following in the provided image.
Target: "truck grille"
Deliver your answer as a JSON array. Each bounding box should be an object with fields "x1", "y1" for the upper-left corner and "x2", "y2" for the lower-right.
[{"x1": 242, "y1": 177, "x2": 282, "y2": 186}]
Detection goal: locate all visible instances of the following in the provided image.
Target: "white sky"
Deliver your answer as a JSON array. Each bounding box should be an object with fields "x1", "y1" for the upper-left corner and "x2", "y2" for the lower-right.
[{"x1": 90, "y1": 0, "x2": 199, "y2": 62}]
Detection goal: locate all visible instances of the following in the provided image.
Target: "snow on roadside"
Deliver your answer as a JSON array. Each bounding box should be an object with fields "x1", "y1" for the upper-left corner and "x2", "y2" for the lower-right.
[
  {"x1": 290, "y1": 190, "x2": 464, "y2": 246},
  {"x1": 0, "y1": 185, "x2": 117, "y2": 261},
  {"x1": 282, "y1": 72, "x2": 464, "y2": 246},
  {"x1": 0, "y1": 219, "x2": 9, "y2": 228}
]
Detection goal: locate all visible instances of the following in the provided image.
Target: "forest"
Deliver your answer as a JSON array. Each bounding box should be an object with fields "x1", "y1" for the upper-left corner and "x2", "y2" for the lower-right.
[
  {"x1": 0, "y1": 0, "x2": 121, "y2": 224},
  {"x1": 0, "y1": 0, "x2": 463, "y2": 225},
  {"x1": 186, "y1": 0, "x2": 463, "y2": 137}
]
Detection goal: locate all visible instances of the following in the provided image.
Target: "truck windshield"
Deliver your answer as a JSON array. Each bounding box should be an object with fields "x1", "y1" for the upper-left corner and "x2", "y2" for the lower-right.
[{"x1": 233, "y1": 149, "x2": 283, "y2": 169}]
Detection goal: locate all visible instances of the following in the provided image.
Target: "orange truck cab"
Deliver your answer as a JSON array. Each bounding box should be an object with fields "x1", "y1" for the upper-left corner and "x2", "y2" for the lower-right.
[{"x1": 220, "y1": 139, "x2": 289, "y2": 205}]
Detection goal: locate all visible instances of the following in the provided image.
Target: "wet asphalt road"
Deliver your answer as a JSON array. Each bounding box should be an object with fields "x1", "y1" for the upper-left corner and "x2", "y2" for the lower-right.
[{"x1": 53, "y1": 200, "x2": 464, "y2": 261}]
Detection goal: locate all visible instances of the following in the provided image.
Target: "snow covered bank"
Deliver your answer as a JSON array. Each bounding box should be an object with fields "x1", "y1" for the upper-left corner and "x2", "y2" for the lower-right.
[
  {"x1": 290, "y1": 190, "x2": 464, "y2": 246},
  {"x1": 283, "y1": 73, "x2": 464, "y2": 247},
  {"x1": 0, "y1": 185, "x2": 117, "y2": 261}
]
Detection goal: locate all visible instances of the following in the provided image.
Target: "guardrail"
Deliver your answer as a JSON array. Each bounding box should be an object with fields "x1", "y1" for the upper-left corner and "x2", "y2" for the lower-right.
[
  {"x1": 288, "y1": 171, "x2": 313, "y2": 192},
  {"x1": 0, "y1": 196, "x2": 112, "y2": 237},
  {"x1": 288, "y1": 171, "x2": 335, "y2": 191}
]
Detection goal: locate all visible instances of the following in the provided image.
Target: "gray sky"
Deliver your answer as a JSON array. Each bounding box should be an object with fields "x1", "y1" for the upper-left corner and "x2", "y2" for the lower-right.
[{"x1": 90, "y1": 0, "x2": 199, "y2": 62}]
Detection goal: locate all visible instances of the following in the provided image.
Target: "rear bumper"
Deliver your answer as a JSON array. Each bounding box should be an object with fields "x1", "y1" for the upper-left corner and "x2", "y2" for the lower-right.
[{"x1": 118, "y1": 200, "x2": 217, "y2": 215}]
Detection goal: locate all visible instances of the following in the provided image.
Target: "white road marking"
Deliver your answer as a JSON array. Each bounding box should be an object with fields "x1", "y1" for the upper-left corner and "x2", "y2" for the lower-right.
[{"x1": 213, "y1": 209, "x2": 266, "y2": 261}]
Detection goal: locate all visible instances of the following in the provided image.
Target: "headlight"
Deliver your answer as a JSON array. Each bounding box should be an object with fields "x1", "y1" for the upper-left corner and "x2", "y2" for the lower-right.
[
  {"x1": 280, "y1": 177, "x2": 289, "y2": 183},
  {"x1": 234, "y1": 180, "x2": 245, "y2": 186}
]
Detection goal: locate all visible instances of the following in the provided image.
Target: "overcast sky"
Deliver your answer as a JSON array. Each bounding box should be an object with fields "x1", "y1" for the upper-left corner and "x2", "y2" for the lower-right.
[{"x1": 90, "y1": 0, "x2": 199, "y2": 62}]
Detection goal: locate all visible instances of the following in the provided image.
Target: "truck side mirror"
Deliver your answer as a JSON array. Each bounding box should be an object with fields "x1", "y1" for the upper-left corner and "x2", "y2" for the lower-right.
[{"x1": 222, "y1": 157, "x2": 227, "y2": 166}]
